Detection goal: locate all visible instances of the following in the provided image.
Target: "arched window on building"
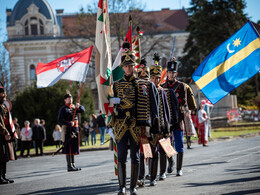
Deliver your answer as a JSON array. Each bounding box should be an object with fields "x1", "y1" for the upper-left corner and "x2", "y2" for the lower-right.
[
  {"x1": 25, "y1": 20, "x2": 29, "y2": 35},
  {"x1": 30, "y1": 64, "x2": 36, "y2": 80},
  {"x1": 24, "y1": 17, "x2": 44, "y2": 36}
]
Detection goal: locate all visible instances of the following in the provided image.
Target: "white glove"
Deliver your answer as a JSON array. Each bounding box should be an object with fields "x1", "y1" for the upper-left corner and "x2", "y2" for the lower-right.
[
  {"x1": 108, "y1": 128, "x2": 115, "y2": 140},
  {"x1": 110, "y1": 97, "x2": 121, "y2": 104},
  {"x1": 145, "y1": 126, "x2": 151, "y2": 137}
]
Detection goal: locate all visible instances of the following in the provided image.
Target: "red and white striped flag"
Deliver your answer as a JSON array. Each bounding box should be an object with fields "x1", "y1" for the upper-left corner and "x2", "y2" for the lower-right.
[
  {"x1": 36, "y1": 46, "x2": 94, "y2": 88},
  {"x1": 4, "y1": 100, "x2": 17, "y2": 138}
]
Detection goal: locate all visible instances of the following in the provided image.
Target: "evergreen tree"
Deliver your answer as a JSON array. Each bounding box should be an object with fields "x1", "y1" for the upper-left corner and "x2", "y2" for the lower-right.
[
  {"x1": 178, "y1": 0, "x2": 260, "y2": 106},
  {"x1": 11, "y1": 81, "x2": 95, "y2": 145},
  {"x1": 179, "y1": 0, "x2": 247, "y2": 77}
]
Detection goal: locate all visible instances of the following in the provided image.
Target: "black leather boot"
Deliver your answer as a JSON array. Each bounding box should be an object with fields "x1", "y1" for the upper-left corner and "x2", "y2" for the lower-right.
[
  {"x1": 187, "y1": 136, "x2": 192, "y2": 149},
  {"x1": 66, "y1": 155, "x2": 77, "y2": 172},
  {"x1": 159, "y1": 153, "x2": 166, "y2": 180},
  {"x1": 145, "y1": 158, "x2": 151, "y2": 180},
  {"x1": 1, "y1": 162, "x2": 14, "y2": 184},
  {"x1": 117, "y1": 162, "x2": 126, "y2": 195},
  {"x1": 137, "y1": 153, "x2": 145, "y2": 187},
  {"x1": 167, "y1": 156, "x2": 175, "y2": 173},
  {"x1": 0, "y1": 163, "x2": 8, "y2": 185},
  {"x1": 130, "y1": 163, "x2": 139, "y2": 195},
  {"x1": 71, "y1": 155, "x2": 81, "y2": 171},
  {"x1": 150, "y1": 157, "x2": 158, "y2": 186},
  {"x1": 176, "y1": 152, "x2": 183, "y2": 176}
]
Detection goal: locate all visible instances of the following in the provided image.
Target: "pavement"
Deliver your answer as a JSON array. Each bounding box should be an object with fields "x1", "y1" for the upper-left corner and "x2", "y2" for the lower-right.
[{"x1": 1, "y1": 134, "x2": 260, "y2": 195}]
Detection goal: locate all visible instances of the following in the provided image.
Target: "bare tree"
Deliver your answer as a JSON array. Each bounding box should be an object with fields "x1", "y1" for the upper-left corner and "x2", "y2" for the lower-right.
[{"x1": 0, "y1": 44, "x2": 10, "y2": 93}]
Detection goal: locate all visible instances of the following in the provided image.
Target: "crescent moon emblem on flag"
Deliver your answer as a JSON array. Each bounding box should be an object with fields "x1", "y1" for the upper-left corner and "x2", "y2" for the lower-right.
[{"x1": 227, "y1": 43, "x2": 235, "y2": 53}]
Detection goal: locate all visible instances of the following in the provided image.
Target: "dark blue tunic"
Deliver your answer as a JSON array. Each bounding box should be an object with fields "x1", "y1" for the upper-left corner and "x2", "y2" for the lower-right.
[{"x1": 57, "y1": 104, "x2": 85, "y2": 155}]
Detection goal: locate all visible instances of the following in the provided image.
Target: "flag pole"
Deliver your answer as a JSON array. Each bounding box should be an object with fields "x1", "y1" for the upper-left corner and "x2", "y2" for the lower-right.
[
  {"x1": 170, "y1": 36, "x2": 176, "y2": 60},
  {"x1": 129, "y1": 15, "x2": 132, "y2": 50},
  {"x1": 72, "y1": 81, "x2": 84, "y2": 121},
  {"x1": 136, "y1": 26, "x2": 141, "y2": 67}
]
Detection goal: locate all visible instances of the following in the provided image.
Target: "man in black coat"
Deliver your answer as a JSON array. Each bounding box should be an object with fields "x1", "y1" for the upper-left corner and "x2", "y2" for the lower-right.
[
  {"x1": 32, "y1": 118, "x2": 45, "y2": 156},
  {"x1": 161, "y1": 58, "x2": 187, "y2": 176},
  {"x1": 0, "y1": 85, "x2": 16, "y2": 184},
  {"x1": 58, "y1": 92, "x2": 85, "y2": 172},
  {"x1": 96, "y1": 111, "x2": 106, "y2": 145}
]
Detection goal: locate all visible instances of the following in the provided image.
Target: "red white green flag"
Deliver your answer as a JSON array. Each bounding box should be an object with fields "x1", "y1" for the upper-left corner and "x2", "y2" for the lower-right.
[
  {"x1": 95, "y1": 0, "x2": 113, "y2": 118},
  {"x1": 112, "y1": 26, "x2": 132, "y2": 82}
]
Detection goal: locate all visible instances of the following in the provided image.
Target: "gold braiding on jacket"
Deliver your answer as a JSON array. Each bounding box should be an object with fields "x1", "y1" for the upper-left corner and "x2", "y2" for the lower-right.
[
  {"x1": 165, "y1": 89, "x2": 174, "y2": 124},
  {"x1": 114, "y1": 79, "x2": 136, "y2": 110},
  {"x1": 136, "y1": 80, "x2": 151, "y2": 124},
  {"x1": 158, "y1": 89, "x2": 165, "y2": 128},
  {"x1": 113, "y1": 117, "x2": 141, "y2": 144}
]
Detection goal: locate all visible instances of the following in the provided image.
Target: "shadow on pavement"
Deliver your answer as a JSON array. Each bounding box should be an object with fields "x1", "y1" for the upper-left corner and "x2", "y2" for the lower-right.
[
  {"x1": 19, "y1": 181, "x2": 119, "y2": 195},
  {"x1": 225, "y1": 165, "x2": 260, "y2": 175},
  {"x1": 185, "y1": 176, "x2": 260, "y2": 187},
  {"x1": 222, "y1": 189, "x2": 260, "y2": 195},
  {"x1": 185, "y1": 161, "x2": 227, "y2": 167}
]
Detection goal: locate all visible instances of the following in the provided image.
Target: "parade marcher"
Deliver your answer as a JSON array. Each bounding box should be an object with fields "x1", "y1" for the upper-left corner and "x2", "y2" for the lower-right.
[
  {"x1": 58, "y1": 91, "x2": 85, "y2": 172},
  {"x1": 149, "y1": 53, "x2": 177, "y2": 185},
  {"x1": 20, "y1": 120, "x2": 32, "y2": 157},
  {"x1": 109, "y1": 42, "x2": 158, "y2": 195},
  {"x1": 183, "y1": 84, "x2": 197, "y2": 149},
  {"x1": 161, "y1": 57, "x2": 187, "y2": 176},
  {"x1": 32, "y1": 118, "x2": 45, "y2": 156},
  {"x1": 136, "y1": 57, "x2": 151, "y2": 187},
  {"x1": 198, "y1": 100, "x2": 209, "y2": 147},
  {"x1": 0, "y1": 84, "x2": 16, "y2": 184}
]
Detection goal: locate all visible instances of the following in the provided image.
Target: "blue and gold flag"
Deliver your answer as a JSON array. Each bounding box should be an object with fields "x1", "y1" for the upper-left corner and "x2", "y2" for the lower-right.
[{"x1": 192, "y1": 21, "x2": 260, "y2": 104}]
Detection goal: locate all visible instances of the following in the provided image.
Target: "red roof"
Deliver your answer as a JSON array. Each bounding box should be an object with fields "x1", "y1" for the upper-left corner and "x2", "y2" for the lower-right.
[{"x1": 62, "y1": 9, "x2": 188, "y2": 37}]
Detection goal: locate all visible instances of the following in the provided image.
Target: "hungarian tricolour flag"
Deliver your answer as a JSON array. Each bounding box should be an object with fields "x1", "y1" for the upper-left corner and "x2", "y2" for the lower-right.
[
  {"x1": 95, "y1": 0, "x2": 114, "y2": 118},
  {"x1": 112, "y1": 26, "x2": 132, "y2": 82},
  {"x1": 36, "y1": 46, "x2": 94, "y2": 88}
]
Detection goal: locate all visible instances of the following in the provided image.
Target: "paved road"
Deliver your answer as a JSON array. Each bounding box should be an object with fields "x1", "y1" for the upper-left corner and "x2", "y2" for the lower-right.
[{"x1": 1, "y1": 136, "x2": 260, "y2": 195}]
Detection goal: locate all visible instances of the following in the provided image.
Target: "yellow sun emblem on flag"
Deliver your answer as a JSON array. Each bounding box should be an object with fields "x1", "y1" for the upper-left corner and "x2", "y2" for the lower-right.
[{"x1": 233, "y1": 38, "x2": 241, "y2": 47}]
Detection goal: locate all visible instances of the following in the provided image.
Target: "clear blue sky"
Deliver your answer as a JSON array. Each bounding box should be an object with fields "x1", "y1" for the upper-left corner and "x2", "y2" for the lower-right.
[{"x1": 0, "y1": 0, "x2": 260, "y2": 42}]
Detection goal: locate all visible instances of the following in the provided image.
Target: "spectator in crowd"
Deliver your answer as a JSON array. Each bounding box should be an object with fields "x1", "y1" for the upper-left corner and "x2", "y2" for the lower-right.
[
  {"x1": 198, "y1": 100, "x2": 210, "y2": 147},
  {"x1": 83, "y1": 121, "x2": 90, "y2": 146},
  {"x1": 32, "y1": 118, "x2": 45, "y2": 156},
  {"x1": 90, "y1": 114, "x2": 97, "y2": 146},
  {"x1": 20, "y1": 120, "x2": 32, "y2": 158},
  {"x1": 13, "y1": 117, "x2": 21, "y2": 151},
  {"x1": 96, "y1": 111, "x2": 106, "y2": 145},
  {"x1": 191, "y1": 110, "x2": 199, "y2": 137},
  {"x1": 52, "y1": 124, "x2": 62, "y2": 148},
  {"x1": 40, "y1": 119, "x2": 47, "y2": 145}
]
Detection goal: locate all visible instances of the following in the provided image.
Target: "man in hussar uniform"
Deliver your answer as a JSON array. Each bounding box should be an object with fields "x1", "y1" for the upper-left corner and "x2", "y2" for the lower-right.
[
  {"x1": 58, "y1": 91, "x2": 85, "y2": 172},
  {"x1": 0, "y1": 84, "x2": 16, "y2": 184},
  {"x1": 135, "y1": 57, "x2": 159, "y2": 187},
  {"x1": 110, "y1": 42, "x2": 158, "y2": 195},
  {"x1": 150, "y1": 54, "x2": 178, "y2": 182},
  {"x1": 161, "y1": 58, "x2": 187, "y2": 176},
  {"x1": 183, "y1": 83, "x2": 197, "y2": 149}
]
